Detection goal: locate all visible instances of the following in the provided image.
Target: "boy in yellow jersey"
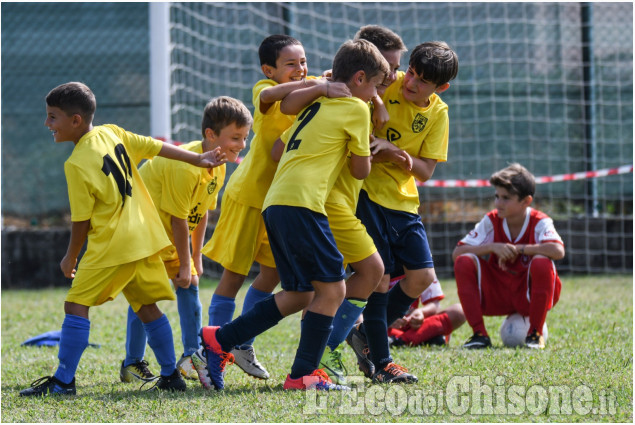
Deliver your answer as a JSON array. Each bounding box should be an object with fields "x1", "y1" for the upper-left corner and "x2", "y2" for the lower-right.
[
  {"x1": 200, "y1": 35, "x2": 349, "y2": 379},
  {"x1": 20, "y1": 82, "x2": 224, "y2": 396},
  {"x1": 191, "y1": 39, "x2": 390, "y2": 391},
  {"x1": 347, "y1": 41, "x2": 460, "y2": 383},
  {"x1": 119, "y1": 97, "x2": 252, "y2": 384},
  {"x1": 281, "y1": 25, "x2": 414, "y2": 386}
]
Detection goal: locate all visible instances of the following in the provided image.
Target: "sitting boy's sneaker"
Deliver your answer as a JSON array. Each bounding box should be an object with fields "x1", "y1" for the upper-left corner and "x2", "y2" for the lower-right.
[
  {"x1": 345, "y1": 325, "x2": 375, "y2": 379},
  {"x1": 423, "y1": 334, "x2": 447, "y2": 346},
  {"x1": 154, "y1": 369, "x2": 187, "y2": 391},
  {"x1": 319, "y1": 345, "x2": 347, "y2": 385},
  {"x1": 176, "y1": 355, "x2": 199, "y2": 380},
  {"x1": 19, "y1": 376, "x2": 76, "y2": 397},
  {"x1": 230, "y1": 345, "x2": 270, "y2": 379},
  {"x1": 372, "y1": 362, "x2": 418, "y2": 384},
  {"x1": 462, "y1": 332, "x2": 492, "y2": 349},
  {"x1": 283, "y1": 369, "x2": 351, "y2": 391},
  {"x1": 120, "y1": 359, "x2": 156, "y2": 383},
  {"x1": 525, "y1": 330, "x2": 545, "y2": 349},
  {"x1": 196, "y1": 326, "x2": 234, "y2": 390}
]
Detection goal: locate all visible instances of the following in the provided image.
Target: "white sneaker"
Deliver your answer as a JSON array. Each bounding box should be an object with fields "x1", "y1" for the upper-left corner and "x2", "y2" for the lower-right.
[
  {"x1": 176, "y1": 355, "x2": 199, "y2": 380},
  {"x1": 230, "y1": 346, "x2": 270, "y2": 379},
  {"x1": 190, "y1": 348, "x2": 213, "y2": 389}
]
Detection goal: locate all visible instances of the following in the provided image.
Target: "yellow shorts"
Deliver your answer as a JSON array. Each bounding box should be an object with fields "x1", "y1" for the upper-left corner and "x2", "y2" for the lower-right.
[
  {"x1": 160, "y1": 246, "x2": 198, "y2": 279},
  {"x1": 66, "y1": 252, "x2": 176, "y2": 312},
  {"x1": 327, "y1": 202, "x2": 377, "y2": 265},
  {"x1": 201, "y1": 194, "x2": 276, "y2": 275}
]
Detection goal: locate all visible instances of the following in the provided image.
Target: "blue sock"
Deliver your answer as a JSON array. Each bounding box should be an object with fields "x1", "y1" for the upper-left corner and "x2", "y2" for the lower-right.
[
  {"x1": 290, "y1": 311, "x2": 333, "y2": 379},
  {"x1": 326, "y1": 298, "x2": 366, "y2": 350},
  {"x1": 177, "y1": 285, "x2": 202, "y2": 357},
  {"x1": 239, "y1": 285, "x2": 272, "y2": 347},
  {"x1": 54, "y1": 314, "x2": 90, "y2": 384},
  {"x1": 386, "y1": 281, "x2": 417, "y2": 327},
  {"x1": 208, "y1": 293, "x2": 236, "y2": 326},
  {"x1": 216, "y1": 295, "x2": 283, "y2": 353},
  {"x1": 143, "y1": 314, "x2": 176, "y2": 377},
  {"x1": 361, "y1": 291, "x2": 392, "y2": 369},
  {"x1": 124, "y1": 305, "x2": 147, "y2": 367}
]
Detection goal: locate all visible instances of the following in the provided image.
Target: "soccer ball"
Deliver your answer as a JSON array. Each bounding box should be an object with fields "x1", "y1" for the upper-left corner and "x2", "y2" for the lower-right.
[{"x1": 499, "y1": 313, "x2": 548, "y2": 347}]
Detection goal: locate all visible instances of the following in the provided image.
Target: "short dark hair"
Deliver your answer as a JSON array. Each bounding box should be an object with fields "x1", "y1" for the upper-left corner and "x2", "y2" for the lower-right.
[
  {"x1": 332, "y1": 39, "x2": 390, "y2": 84},
  {"x1": 45, "y1": 82, "x2": 96, "y2": 123},
  {"x1": 354, "y1": 25, "x2": 406, "y2": 53},
  {"x1": 490, "y1": 163, "x2": 536, "y2": 200},
  {"x1": 258, "y1": 34, "x2": 302, "y2": 67},
  {"x1": 201, "y1": 96, "x2": 253, "y2": 138},
  {"x1": 409, "y1": 41, "x2": 459, "y2": 87}
]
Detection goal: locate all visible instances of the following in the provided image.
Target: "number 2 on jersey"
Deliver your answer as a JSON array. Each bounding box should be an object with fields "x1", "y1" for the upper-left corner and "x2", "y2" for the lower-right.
[
  {"x1": 101, "y1": 144, "x2": 133, "y2": 206},
  {"x1": 286, "y1": 102, "x2": 321, "y2": 152}
]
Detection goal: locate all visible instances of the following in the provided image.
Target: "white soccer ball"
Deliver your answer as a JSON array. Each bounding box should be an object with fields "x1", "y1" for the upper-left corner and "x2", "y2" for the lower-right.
[{"x1": 499, "y1": 313, "x2": 548, "y2": 347}]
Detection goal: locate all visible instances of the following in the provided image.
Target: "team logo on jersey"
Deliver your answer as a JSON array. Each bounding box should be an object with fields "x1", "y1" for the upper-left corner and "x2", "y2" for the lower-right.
[
  {"x1": 386, "y1": 128, "x2": 401, "y2": 143},
  {"x1": 412, "y1": 113, "x2": 428, "y2": 133},
  {"x1": 207, "y1": 177, "x2": 218, "y2": 194},
  {"x1": 468, "y1": 230, "x2": 478, "y2": 238}
]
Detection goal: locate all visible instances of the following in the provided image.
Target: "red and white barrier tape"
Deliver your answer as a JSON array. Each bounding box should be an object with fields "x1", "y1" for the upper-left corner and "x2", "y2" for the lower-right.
[
  {"x1": 418, "y1": 164, "x2": 633, "y2": 188},
  {"x1": 158, "y1": 137, "x2": 631, "y2": 189}
]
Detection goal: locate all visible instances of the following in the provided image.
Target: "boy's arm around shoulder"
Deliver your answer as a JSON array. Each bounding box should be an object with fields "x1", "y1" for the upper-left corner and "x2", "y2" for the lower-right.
[
  {"x1": 60, "y1": 220, "x2": 90, "y2": 278},
  {"x1": 279, "y1": 80, "x2": 351, "y2": 115}
]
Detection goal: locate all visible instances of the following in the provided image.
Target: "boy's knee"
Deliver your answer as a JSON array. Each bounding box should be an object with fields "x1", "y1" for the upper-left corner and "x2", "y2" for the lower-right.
[{"x1": 454, "y1": 254, "x2": 477, "y2": 272}]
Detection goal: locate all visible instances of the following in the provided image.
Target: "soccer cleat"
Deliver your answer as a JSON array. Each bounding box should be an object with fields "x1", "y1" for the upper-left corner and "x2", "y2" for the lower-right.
[
  {"x1": 230, "y1": 346, "x2": 270, "y2": 379},
  {"x1": 120, "y1": 359, "x2": 156, "y2": 383},
  {"x1": 319, "y1": 346, "x2": 347, "y2": 385},
  {"x1": 154, "y1": 369, "x2": 187, "y2": 391},
  {"x1": 195, "y1": 326, "x2": 234, "y2": 390},
  {"x1": 462, "y1": 332, "x2": 492, "y2": 349},
  {"x1": 345, "y1": 325, "x2": 375, "y2": 379},
  {"x1": 283, "y1": 369, "x2": 351, "y2": 391},
  {"x1": 176, "y1": 355, "x2": 199, "y2": 380},
  {"x1": 423, "y1": 334, "x2": 447, "y2": 346},
  {"x1": 372, "y1": 362, "x2": 418, "y2": 384},
  {"x1": 19, "y1": 376, "x2": 76, "y2": 397},
  {"x1": 525, "y1": 330, "x2": 545, "y2": 349}
]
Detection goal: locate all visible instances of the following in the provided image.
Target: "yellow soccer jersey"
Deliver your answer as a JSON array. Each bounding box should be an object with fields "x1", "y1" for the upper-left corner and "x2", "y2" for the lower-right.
[
  {"x1": 223, "y1": 79, "x2": 296, "y2": 209},
  {"x1": 263, "y1": 96, "x2": 371, "y2": 215},
  {"x1": 139, "y1": 140, "x2": 226, "y2": 246},
  {"x1": 64, "y1": 124, "x2": 171, "y2": 269},
  {"x1": 363, "y1": 71, "x2": 449, "y2": 214}
]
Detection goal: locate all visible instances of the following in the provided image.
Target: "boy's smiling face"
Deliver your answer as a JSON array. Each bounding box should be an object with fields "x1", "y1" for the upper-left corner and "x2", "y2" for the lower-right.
[
  {"x1": 264, "y1": 44, "x2": 308, "y2": 84},
  {"x1": 206, "y1": 123, "x2": 250, "y2": 163},
  {"x1": 377, "y1": 49, "x2": 402, "y2": 96},
  {"x1": 45, "y1": 106, "x2": 77, "y2": 143}
]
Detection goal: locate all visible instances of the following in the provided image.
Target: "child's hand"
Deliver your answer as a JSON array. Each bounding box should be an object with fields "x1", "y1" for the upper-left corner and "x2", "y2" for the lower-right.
[
  {"x1": 391, "y1": 317, "x2": 408, "y2": 330},
  {"x1": 492, "y1": 243, "x2": 519, "y2": 271},
  {"x1": 408, "y1": 309, "x2": 425, "y2": 329},
  {"x1": 323, "y1": 80, "x2": 351, "y2": 98},
  {"x1": 369, "y1": 137, "x2": 396, "y2": 155},
  {"x1": 60, "y1": 255, "x2": 77, "y2": 278},
  {"x1": 174, "y1": 264, "x2": 192, "y2": 288},
  {"x1": 372, "y1": 105, "x2": 390, "y2": 131},
  {"x1": 198, "y1": 147, "x2": 227, "y2": 168}
]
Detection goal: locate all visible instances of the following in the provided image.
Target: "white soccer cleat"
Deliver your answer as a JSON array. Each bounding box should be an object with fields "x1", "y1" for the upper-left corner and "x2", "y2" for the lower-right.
[{"x1": 230, "y1": 346, "x2": 270, "y2": 379}]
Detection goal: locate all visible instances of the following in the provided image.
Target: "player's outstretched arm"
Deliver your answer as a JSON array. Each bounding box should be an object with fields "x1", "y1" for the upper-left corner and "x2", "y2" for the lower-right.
[
  {"x1": 280, "y1": 80, "x2": 351, "y2": 115},
  {"x1": 158, "y1": 143, "x2": 226, "y2": 169},
  {"x1": 61, "y1": 220, "x2": 90, "y2": 279}
]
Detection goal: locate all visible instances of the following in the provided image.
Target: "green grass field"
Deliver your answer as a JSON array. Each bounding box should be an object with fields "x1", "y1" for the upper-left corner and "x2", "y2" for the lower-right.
[{"x1": 1, "y1": 275, "x2": 632, "y2": 422}]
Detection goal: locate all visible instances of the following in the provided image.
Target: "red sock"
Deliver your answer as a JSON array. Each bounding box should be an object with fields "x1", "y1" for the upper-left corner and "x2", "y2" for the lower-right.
[
  {"x1": 528, "y1": 257, "x2": 556, "y2": 334},
  {"x1": 455, "y1": 255, "x2": 488, "y2": 336},
  {"x1": 401, "y1": 312, "x2": 453, "y2": 345}
]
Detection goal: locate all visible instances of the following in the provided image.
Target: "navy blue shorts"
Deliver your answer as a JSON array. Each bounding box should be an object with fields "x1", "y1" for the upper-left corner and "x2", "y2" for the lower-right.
[
  {"x1": 356, "y1": 190, "x2": 434, "y2": 275},
  {"x1": 262, "y1": 205, "x2": 346, "y2": 292}
]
